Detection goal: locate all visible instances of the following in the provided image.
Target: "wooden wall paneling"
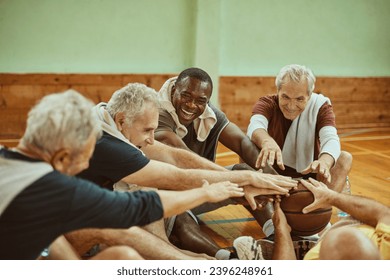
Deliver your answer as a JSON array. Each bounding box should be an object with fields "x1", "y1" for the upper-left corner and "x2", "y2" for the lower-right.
[{"x1": 0, "y1": 73, "x2": 173, "y2": 140}]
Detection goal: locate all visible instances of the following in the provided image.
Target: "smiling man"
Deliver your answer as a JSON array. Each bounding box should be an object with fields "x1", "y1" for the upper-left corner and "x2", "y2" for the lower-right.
[{"x1": 246, "y1": 64, "x2": 353, "y2": 243}]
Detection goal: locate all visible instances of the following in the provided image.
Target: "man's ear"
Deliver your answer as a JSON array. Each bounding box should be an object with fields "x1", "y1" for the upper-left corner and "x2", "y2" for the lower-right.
[
  {"x1": 50, "y1": 148, "x2": 71, "y2": 173},
  {"x1": 114, "y1": 112, "x2": 126, "y2": 131}
]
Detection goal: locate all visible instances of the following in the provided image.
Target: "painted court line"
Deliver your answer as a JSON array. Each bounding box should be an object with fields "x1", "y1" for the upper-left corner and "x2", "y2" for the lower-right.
[{"x1": 200, "y1": 217, "x2": 256, "y2": 225}]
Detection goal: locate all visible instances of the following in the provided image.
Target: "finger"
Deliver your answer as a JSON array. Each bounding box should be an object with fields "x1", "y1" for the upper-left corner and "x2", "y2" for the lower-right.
[
  {"x1": 232, "y1": 186, "x2": 244, "y2": 192},
  {"x1": 273, "y1": 199, "x2": 281, "y2": 210},
  {"x1": 232, "y1": 190, "x2": 245, "y2": 197},
  {"x1": 268, "y1": 151, "x2": 275, "y2": 166},
  {"x1": 255, "y1": 154, "x2": 262, "y2": 169},
  {"x1": 327, "y1": 173, "x2": 332, "y2": 183},
  {"x1": 302, "y1": 202, "x2": 316, "y2": 214},
  {"x1": 260, "y1": 151, "x2": 269, "y2": 168},
  {"x1": 276, "y1": 151, "x2": 285, "y2": 170},
  {"x1": 311, "y1": 161, "x2": 320, "y2": 172},
  {"x1": 246, "y1": 196, "x2": 257, "y2": 210},
  {"x1": 300, "y1": 165, "x2": 312, "y2": 175},
  {"x1": 201, "y1": 179, "x2": 209, "y2": 187},
  {"x1": 308, "y1": 177, "x2": 323, "y2": 187},
  {"x1": 299, "y1": 179, "x2": 315, "y2": 190}
]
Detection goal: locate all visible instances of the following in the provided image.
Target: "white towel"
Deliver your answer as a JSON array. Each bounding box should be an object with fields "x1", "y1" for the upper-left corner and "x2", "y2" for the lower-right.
[
  {"x1": 158, "y1": 77, "x2": 217, "y2": 142},
  {"x1": 282, "y1": 93, "x2": 330, "y2": 172}
]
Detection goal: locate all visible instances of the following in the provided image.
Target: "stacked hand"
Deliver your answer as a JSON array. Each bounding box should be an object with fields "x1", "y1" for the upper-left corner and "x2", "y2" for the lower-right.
[
  {"x1": 300, "y1": 178, "x2": 333, "y2": 214},
  {"x1": 201, "y1": 179, "x2": 245, "y2": 203}
]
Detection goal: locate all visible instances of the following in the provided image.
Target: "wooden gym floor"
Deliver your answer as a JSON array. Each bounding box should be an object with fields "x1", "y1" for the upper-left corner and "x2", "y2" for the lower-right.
[{"x1": 199, "y1": 128, "x2": 390, "y2": 248}]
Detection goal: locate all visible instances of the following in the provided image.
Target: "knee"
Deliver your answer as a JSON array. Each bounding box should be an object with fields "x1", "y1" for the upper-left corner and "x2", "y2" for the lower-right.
[
  {"x1": 104, "y1": 246, "x2": 143, "y2": 260},
  {"x1": 173, "y1": 213, "x2": 199, "y2": 236},
  {"x1": 337, "y1": 151, "x2": 353, "y2": 172}
]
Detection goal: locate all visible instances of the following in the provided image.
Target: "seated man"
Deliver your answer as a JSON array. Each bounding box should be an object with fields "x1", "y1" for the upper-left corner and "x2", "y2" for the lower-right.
[
  {"x1": 72, "y1": 82, "x2": 297, "y2": 260},
  {"x1": 154, "y1": 67, "x2": 279, "y2": 232},
  {"x1": 0, "y1": 89, "x2": 245, "y2": 260},
  {"x1": 246, "y1": 64, "x2": 353, "y2": 239},
  {"x1": 234, "y1": 178, "x2": 390, "y2": 260}
]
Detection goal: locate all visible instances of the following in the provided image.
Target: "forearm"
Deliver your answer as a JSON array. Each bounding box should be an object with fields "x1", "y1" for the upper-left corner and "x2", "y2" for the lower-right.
[
  {"x1": 318, "y1": 153, "x2": 335, "y2": 169},
  {"x1": 273, "y1": 229, "x2": 296, "y2": 260},
  {"x1": 238, "y1": 137, "x2": 261, "y2": 169},
  {"x1": 171, "y1": 148, "x2": 226, "y2": 170},
  {"x1": 251, "y1": 128, "x2": 275, "y2": 149},
  {"x1": 326, "y1": 191, "x2": 390, "y2": 227},
  {"x1": 144, "y1": 140, "x2": 225, "y2": 171},
  {"x1": 157, "y1": 188, "x2": 211, "y2": 217}
]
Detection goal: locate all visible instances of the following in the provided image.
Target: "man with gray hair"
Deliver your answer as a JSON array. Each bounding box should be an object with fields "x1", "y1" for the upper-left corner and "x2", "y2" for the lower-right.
[
  {"x1": 0, "y1": 89, "x2": 245, "y2": 260},
  {"x1": 73, "y1": 82, "x2": 298, "y2": 260},
  {"x1": 247, "y1": 64, "x2": 352, "y2": 246}
]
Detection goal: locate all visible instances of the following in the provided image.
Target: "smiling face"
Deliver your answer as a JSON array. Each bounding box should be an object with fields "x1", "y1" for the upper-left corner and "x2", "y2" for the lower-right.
[
  {"x1": 120, "y1": 101, "x2": 159, "y2": 149},
  {"x1": 171, "y1": 77, "x2": 211, "y2": 126},
  {"x1": 277, "y1": 79, "x2": 311, "y2": 120}
]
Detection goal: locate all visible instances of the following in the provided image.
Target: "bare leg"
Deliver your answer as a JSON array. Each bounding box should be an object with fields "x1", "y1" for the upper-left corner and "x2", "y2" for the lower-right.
[
  {"x1": 65, "y1": 227, "x2": 210, "y2": 260},
  {"x1": 170, "y1": 212, "x2": 223, "y2": 257},
  {"x1": 91, "y1": 246, "x2": 144, "y2": 260},
  {"x1": 37, "y1": 235, "x2": 81, "y2": 260},
  {"x1": 142, "y1": 216, "x2": 214, "y2": 259},
  {"x1": 325, "y1": 151, "x2": 353, "y2": 192}
]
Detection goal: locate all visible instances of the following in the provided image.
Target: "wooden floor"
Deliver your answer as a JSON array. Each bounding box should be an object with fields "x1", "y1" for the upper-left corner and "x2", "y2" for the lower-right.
[{"x1": 199, "y1": 128, "x2": 390, "y2": 248}]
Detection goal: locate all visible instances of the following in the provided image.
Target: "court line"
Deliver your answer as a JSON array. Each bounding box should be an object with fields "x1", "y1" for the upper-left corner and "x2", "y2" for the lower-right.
[{"x1": 200, "y1": 217, "x2": 256, "y2": 225}]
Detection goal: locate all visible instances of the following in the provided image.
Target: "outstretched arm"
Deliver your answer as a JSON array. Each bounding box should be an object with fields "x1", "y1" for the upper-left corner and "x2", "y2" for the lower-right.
[
  {"x1": 142, "y1": 140, "x2": 226, "y2": 171},
  {"x1": 219, "y1": 122, "x2": 261, "y2": 170},
  {"x1": 122, "y1": 158, "x2": 297, "y2": 194},
  {"x1": 301, "y1": 178, "x2": 390, "y2": 227},
  {"x1": 272, "y1": 199, "x2": 296, "y2": 260},
  {"x1": 157, "y1": 180, "x2": 244, "y2": 218}
]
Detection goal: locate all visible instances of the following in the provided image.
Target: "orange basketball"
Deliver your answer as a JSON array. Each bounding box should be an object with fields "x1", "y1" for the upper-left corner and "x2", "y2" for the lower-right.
[{"x1": 280, "y1": 183, "x2": 332, "y2": 236}]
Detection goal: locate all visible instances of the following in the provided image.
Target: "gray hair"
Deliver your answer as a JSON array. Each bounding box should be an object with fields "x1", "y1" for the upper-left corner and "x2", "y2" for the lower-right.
[
  {"x1": 106, "y1": 83, "x2": 159, "y2": 123},
  {"x1": 21, "y1": 89, "x2": 101, "y2": 156},
  {"x1": 275, "y1": 64, "x2": 316, "y2": 94}
]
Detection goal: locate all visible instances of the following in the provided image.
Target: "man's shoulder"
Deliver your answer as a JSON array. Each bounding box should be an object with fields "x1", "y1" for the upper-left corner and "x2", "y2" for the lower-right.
[
  {"x1": 209, "y1": 103, "x2": 228, "y2": 121},
  {"x1": 252, "y1": 94, "x2": 279, "y2": 115},
  {"x1": 97, "y1": 132, "x2": 137, "y2": 151}
]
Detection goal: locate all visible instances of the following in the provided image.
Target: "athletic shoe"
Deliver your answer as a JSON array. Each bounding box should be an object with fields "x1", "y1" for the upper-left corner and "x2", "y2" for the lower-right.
[{"x1": 233, "y1": 236, "x2": 264, "y2": 260}]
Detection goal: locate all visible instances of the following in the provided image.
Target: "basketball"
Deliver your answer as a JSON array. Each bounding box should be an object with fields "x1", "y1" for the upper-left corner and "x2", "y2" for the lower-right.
[{"x1": 280, "y1": 183, "x2": 332, "y2": 236}]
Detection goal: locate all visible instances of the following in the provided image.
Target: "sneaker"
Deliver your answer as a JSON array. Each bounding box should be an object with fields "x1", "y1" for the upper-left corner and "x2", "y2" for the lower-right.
[
  {"x1": 292, "y1": 240, "x2": 317, "y2": 260},
  {"x1": 233, "y1": 236, "x2": 264, "y2": 260},
  {"x1": 264, "y1": 234, "x2": 275, "y2": 242},
  {"x1": 221, "y1": 246, "x2": 239, "y2": 260},
  {"x1": 257, "y1": 239, "x2": 274, "y2": 260}
]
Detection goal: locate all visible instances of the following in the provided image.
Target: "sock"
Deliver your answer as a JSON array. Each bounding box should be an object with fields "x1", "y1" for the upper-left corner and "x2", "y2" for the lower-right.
[
  {"x1": 262, "y1": 219, "x2": 275, "y2": 237},
  {"x1": 215, "y1": 249, "x2": 231, "y2": 260}
]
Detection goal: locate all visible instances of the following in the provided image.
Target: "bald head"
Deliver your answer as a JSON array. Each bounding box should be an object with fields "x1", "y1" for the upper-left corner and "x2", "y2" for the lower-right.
[{"x1": 319, "y1": 226, "x2": 381, "y2": 260}]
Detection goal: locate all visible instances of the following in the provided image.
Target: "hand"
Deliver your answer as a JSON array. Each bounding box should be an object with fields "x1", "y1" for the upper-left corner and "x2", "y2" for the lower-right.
[
  {"x1": 300, "y1": 178, "x2": 333, "y2": 213},
  {"x1": 250, "y1": 172, "x2": 298, "y2": 194},
  {"x1": 256, "y1": 139, "x2": 285, "y2": 170},
  {"x1": 243, "y1": 186, "x2": 275, "y2": 210},
  {"x1": 202, "y1": 179, "x2": 244, "y2": 203},
  {"x1": 272, "y1": 198, "x2": 291, "y2": 234},
  {"x1": 301, "y1": 159, "x2": 331, "y2": 184}
]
